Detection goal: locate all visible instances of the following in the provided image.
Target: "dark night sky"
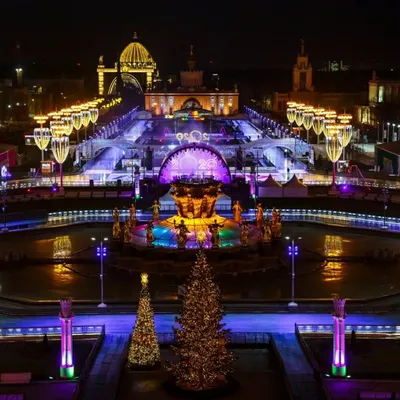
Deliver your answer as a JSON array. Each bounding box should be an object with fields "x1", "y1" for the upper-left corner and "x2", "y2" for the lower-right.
[{"x1": 0, "y1": 0, "x2": 399, "y2": 75}]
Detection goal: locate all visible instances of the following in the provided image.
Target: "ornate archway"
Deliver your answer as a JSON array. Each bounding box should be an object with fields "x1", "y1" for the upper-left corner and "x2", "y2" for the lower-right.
[
  {"x1": 182, "y1": 98, "x2": 201, "y2": 109},
  {"x1": 108, "y1": 73, "x2": 143, "y2": 95},
  {"x1": 159, "y1": 143, "x2": 231, "y2": 184}
]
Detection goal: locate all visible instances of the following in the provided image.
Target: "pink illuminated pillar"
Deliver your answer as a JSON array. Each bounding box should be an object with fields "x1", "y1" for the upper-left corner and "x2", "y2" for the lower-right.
[
  {"x1": 59, "y1": 298, "x2": 74, "y2": 378},
  {"x1": 332, "y1": 296, "x2": 346, "y2": 377}
]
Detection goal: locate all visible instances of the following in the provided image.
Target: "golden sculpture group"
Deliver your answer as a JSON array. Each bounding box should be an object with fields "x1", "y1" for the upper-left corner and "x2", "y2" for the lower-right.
[{"x1": 116, "y1": 178, "x2": 283, "y2": 249}]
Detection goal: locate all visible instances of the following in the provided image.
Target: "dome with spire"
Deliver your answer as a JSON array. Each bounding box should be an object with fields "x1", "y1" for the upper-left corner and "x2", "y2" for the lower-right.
[{"x1": 119, "y1": 33, "x2": 155, "y2": 66}]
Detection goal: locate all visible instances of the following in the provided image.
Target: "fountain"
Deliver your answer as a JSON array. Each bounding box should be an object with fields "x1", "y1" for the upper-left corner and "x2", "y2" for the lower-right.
[{"x1": 130, "y1": 143, "x2": 258, "y2": 249}]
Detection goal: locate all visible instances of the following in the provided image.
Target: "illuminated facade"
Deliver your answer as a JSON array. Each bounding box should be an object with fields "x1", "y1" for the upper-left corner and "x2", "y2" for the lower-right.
[
  {"x1": 97, "y1": 33, "x2": 157, "y2": 96},
  {"x1": 145, "y1": 46, "x2": 239, "y2": 116}
]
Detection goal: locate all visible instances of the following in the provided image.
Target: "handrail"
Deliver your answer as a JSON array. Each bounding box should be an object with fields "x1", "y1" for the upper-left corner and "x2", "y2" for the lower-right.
[
  {"x1": 296, "y1": 324, "x2": 400, "y2": 334},
  {"x1": 295, "y1": 323, "x2": 332, "y2": 400},
  {"x1": 156, "y1": 332, "x2": 269, "y2": 345},
  {"x1": 0, "y1": 325, "x2": 104, "y2": 337},
  {"x1": 269, "y1": 336, "x2": 295, "y2": 400},
  {"x1": 72, "y1": 324, "x2": 105, "y2": 400}
]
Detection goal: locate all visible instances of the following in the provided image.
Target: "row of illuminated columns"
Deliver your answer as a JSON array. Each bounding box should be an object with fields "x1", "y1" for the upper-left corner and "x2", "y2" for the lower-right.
[{"x1": 287, "y1": 102, "x2": 354, "y2": 190}]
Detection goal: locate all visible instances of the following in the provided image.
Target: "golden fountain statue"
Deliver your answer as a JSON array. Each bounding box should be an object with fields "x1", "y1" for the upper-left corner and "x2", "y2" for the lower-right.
[
  {"x1": 112, "y1": 207, "x2": 121, "y2": 240},
  {"x1": 170, "y1": 179, "x2": 223, "y2": 219}
]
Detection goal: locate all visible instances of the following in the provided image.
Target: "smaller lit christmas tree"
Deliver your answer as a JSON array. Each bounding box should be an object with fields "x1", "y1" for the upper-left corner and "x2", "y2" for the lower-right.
[{"x1": 128, "y1": 272, "x2": 160, "y2": 369}]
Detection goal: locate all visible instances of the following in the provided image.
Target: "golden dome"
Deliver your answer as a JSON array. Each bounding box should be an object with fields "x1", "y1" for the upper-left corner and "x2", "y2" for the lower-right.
[{"x1": 120, "y1": 33, "x2": 154, "y2": 65}]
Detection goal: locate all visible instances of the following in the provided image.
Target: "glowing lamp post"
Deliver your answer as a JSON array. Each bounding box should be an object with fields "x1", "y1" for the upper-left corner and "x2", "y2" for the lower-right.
[
  {"x1": 312, "y1": 108, "x2": 325, "y2": 144},
  {"x1": 337, "y1": 114, "x2": 353, "y2": 160},
  {"x1": 302, "y1": 106, "x2": 314, "y2": 143},
  {"x1": 61, "y1": 109, "x2": 74, "y2": 137},
  {"x1": 294, "y1": 104, "x2": 306, "y2": 128},
  {"x1": 286, "y1": 101, "x2": 297, "y2": 131},
  {"x1": 332, "y1": 295, "x2": 346, "y2": 377},
  {"x1": 92, "y1": 236, "x2": 108, "y2": 308},
  {"x1": 326, "y1": 125, "x2": 343, "y2": 191},
  {"x1": 51, "y1": 122, "x2": 69, "y2": 190},
  {"x1": 80, "y1": 107, "x2": 91, "y2": 142},
  {"x1": 59, "y1": 298, "x2": 74, "y2": 379},
  {"x1": 71, "y1": 107, "x2": 83, "y2": 142},
  {"x1": 33, "y1": 127, "x2": 51, "y2": 162},
  {"x1": 286, "y1": 235, "x2": 302, "y2": 308},
  {"x1": 89, "y1": 105, "x2": 99, "y2": 134}
]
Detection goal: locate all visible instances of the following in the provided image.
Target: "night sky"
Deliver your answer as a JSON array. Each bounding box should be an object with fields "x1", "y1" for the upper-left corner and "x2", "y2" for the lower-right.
[{"x1": 0, "y1": 0, "x2": 398, "y2": 74}]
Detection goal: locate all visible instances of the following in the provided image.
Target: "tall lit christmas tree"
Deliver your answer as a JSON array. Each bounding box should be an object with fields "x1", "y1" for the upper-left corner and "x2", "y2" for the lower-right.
[
  {"x1": 128, "y1": 272, "x2": 160, "y2": 368},
  {"x1": 167, "y1": 249, "x2": 234, "y2": 390}
]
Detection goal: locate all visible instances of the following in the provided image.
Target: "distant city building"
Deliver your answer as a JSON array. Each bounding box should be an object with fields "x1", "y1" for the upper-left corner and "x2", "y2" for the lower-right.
[
  {"x1": 354, "y1": 70, "x2": 400, "y2": 127},
  {"x1": 272, "y1": 41, "x2": 366, "y2": 114},
  {"x1": 319, "y1": 61, "x2": 350, "y2": 72},
  {"x1": 0, "y1": 68, "x2": 84, "y2": 124}
]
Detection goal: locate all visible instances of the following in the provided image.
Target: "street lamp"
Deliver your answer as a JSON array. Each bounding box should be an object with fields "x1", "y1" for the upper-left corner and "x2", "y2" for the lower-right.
[
  {"x1": 326, "y1": 125, "x2": 343, "y2": 191},
  {"x1": 337, "y1": 114, "x2": 353, "y2": 160},
  {"x1": 294, "y1": 103, "x2": 306, "y2": 131},
  {"x1": 33, "y1": 124, "x2": 51, "y2": 162},
  {"x1": 92, "y1": 236, "x2": 108, "y2": 308},
  {"x1": 286, "y1": 101, "x2": 297, "y2": 132},
  {"x1": 312, "y1": 108, "x2": 325, "y2": 144},
  {"x1": 50, "y1": 121, "x2": 69, "y2": 190},
  {"x1": 80, "y1": 106, "x2": 91, "y2": 142},
  {"x1": 89, "y1": 103, "x2": 99, "y2": 135},
  {"x1": 302, "y1": 106, "x2": 314, "y2": 143},
  {"x1": 285, "y1": 235, "x2": 302, "y2": 308}
]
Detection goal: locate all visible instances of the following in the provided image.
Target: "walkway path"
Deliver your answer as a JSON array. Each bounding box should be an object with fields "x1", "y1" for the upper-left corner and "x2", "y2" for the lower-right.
[
  {"x1": 81, "y1": 334, "x2": 129, "y2": 400},
  {"x1": 271, "y1": 333, "x2": 324, "y2": 400}
]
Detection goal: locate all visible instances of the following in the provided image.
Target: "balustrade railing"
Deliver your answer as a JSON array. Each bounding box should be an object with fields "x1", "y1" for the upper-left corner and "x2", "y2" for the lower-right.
[
  {"x1": 0, "y1": 325, "x2": 104, "y2": 337},
  {"x1": 297, "y1": 324, "x2": 400, "y2": 334}
]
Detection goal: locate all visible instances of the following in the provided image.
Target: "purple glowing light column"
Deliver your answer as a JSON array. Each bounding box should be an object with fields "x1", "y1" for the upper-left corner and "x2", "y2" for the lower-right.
[
  {"x1": 59, "y1": 298, "x2": 74, "y2": 378},
  {"x1": 332, "y1": 295, "x2": 346, "y2": 377}
]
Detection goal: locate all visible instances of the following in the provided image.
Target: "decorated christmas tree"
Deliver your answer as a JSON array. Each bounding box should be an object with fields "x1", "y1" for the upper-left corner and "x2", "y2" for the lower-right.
[
  {"x1": 128, "y1": 273, "x2": 160, "y2": 368},
  {"x1": 167, "y1": 250, "x2": 234, "y2": 390}
]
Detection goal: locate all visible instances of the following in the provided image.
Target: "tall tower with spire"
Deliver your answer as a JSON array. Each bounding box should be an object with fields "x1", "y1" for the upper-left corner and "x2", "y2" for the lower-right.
[
  {"x1": 15, "y1": 41, "x2": 24, "y2": 88},
  {"x1": 292, "y1": 39, "x2": 313, "y2": 92},
  {"x1": 180, "y1": 45, "x2": 203, "y2": 88}
]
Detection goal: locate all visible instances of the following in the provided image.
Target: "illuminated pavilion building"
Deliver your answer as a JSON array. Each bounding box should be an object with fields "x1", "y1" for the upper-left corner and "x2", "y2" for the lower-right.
[
  {"x1": 144, "y1": 46, "x2": 239, "y2": 116},
  {"x1": 97, "y1": 33, "x2": 157, "y2": 96}
]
